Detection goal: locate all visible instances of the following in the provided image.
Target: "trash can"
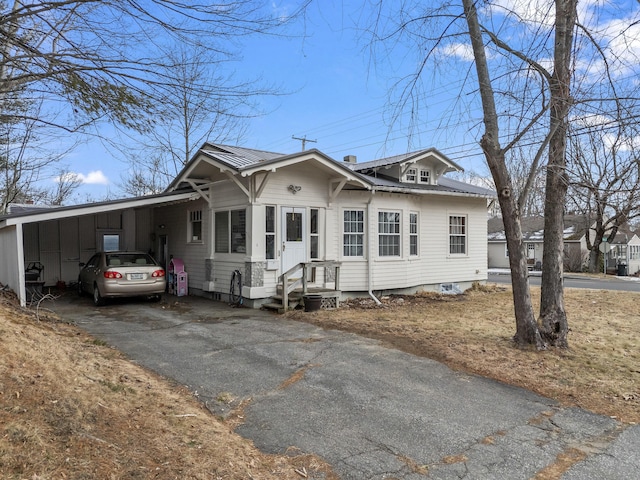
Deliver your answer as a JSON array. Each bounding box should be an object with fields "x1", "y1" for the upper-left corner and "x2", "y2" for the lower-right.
[
  {"x1": 617, "y1": 263, "x2": 628, "y2": 276},
  {"x1": 303, "y1": 294, "x2": 322, "y2": 312}
]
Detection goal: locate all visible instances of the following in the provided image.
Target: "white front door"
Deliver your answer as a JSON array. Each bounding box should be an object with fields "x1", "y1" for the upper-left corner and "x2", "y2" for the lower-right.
[{"x1": 282, "y1": 207, "x2": 306, "y2": 274}]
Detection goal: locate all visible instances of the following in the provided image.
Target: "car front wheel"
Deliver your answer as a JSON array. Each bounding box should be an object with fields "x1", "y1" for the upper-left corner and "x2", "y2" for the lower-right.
[{"x1": 93, "y1": 285, "x2": 106, "y2": 306}]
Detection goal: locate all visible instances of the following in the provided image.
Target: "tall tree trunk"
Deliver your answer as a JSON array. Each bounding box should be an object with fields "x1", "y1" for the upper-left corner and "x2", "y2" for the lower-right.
[
  {"x1": 539, "y1": 0, "x2": 577, "y2": 348},
  {"x1": 462, "y1": 0, "x2": 544, "y2": 348}
]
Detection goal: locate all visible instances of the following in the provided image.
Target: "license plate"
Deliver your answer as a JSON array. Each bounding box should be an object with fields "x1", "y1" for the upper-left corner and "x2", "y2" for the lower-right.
[{"x1": 129, "y1": 273, "x2": 145, "y2": 280}]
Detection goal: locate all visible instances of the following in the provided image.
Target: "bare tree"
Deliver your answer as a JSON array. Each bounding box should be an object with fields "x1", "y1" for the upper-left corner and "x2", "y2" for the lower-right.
[
  {"x1": 461, "y1": 0, "x2": 544, "y2": 348},
  {"x1": 1, "y1": 0, "x2": 309, "y2": 200},
  {"x1": 46, "y1": 168, "x2": 83, "y2": 205},
  {"x1": 119, "y1": 45, "x2": 254, "y2": 195},
  {"x1": 0, "y1": 99, "x2": 75, "y2": 213},
  {"x1": 567, "y1": 120, "x2": 640, "y2": 272},
  {"x1": 1, "y1": 0, "x2": 308, "y2": 139},
  {"x1": 363, "y1": 1, "x2": 640, "y2": 348}
]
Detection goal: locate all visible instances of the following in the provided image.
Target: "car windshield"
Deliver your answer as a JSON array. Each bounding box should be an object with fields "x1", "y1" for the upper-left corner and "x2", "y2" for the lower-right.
[{"x1": 106, "y1": 254, "x2": 156, "y2": 267}]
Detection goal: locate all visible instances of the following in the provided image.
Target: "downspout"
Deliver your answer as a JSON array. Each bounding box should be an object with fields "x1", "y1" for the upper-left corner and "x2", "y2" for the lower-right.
[{"x1": 367, "y1": 191, "x2": 382, "y2": 305}]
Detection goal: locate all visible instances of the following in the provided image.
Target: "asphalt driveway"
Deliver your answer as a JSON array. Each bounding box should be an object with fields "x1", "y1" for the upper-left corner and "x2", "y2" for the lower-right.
[{"x1": 52, "y1": 293, "x2": 640, "y2": 479}]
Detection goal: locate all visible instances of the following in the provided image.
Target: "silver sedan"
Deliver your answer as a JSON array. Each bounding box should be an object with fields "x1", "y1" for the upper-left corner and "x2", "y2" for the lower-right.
[{"x1": 78, "y1": 251, "x2": 166, "y2": 306}]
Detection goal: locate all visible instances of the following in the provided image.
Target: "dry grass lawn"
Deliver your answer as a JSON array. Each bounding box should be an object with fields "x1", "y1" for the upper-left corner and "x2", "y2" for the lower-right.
[
  {"x1": 288, "y1": 283, "x2": 640, "y2": 425},
  {"x1": 1, "y1": 282, "x2": 639, "y2": 479}
]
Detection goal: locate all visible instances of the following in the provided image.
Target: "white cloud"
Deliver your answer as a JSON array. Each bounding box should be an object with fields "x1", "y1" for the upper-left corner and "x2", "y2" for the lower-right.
[
  {"x1": 55, "y1": 170, "x2": 109, "y2": 185},
  {"x1": 440, "y1": 42, "x2": 476, "y2": 62}
]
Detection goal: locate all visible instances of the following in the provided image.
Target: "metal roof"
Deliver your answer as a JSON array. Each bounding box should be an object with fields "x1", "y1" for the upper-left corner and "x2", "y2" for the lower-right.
[
  {"x1": 169, "y1": 143, "x2": 492, "y2": 198},
  {"x1": 199, "y1": 144, "x2": 285, "y2": 169},
  {"x1": 351, "y1": 147, "x2": 463, "y2": 172},
  {"x1": 0, "y1": 189, "x2": 198, "y2": 226}
]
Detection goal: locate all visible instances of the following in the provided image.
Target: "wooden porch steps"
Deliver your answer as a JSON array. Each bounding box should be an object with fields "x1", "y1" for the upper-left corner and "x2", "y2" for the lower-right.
[
  {"x1": 262, "y1": 290, "x2": 340, "y2": 313},
  {"x1": 262, "y1": 261, "x2": 342, "y2": 313}
]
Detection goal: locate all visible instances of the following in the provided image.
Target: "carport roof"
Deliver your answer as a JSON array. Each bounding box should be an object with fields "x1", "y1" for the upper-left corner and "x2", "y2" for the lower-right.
[{"x1": 0, "y1": 189, "x2": 199, "y2": 228}]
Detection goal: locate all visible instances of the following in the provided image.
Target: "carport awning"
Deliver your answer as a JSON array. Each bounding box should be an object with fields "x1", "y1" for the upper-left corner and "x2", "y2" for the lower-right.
[{"x1": 0, "y1": 190, "x2": 199, "y2": 228}]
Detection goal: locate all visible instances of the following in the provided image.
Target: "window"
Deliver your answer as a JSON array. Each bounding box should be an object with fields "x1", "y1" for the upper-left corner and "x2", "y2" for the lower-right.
[
  {"x1": 449, "y1": 215, "x2": 467, "y2": 255},
  {"x1": 631, "y1": 245, "x2": 640, "y2": 260},
  {"x1": 230, "y1": 210, "x2": 246, "y2": 253},
  {"x1": 405, "y1": 168, "x2": 417, "y2": 183},
  {"x1": 310, "y1": 209, "x2": 319, "y2": 259},
  {"x1": 343, "y1": 210, "x2": 364, "y2": 257},
  {"x1": 215, "y1": 211, "x2": 229, "y2": 253},
  {"x1": 189, "y1": 210, "x2": 202, "y2": 242},
  {"x1": 215, "y1": 209, "x2": 246, "y2": 253},
  {"x1": 409, "y1": 212, "x2": 418, "y2": 256},
  {"x1": 419, "y1": 169, "x2": 430, "y2": 184},
  {"x1": 102, "y1": 233, "x2": 120, "y2": 252},
  {"x1": 265, "y1": 206, "x2": 275, "y2": 260},
  {"x1": 379, "y1": 211, "x2": 400, "y2": 256}
]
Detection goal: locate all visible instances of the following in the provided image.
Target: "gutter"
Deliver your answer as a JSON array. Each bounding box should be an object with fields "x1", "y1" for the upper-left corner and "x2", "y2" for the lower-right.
[{"x1": 367, "y1": 191, "x2": 382, "y2": 305}]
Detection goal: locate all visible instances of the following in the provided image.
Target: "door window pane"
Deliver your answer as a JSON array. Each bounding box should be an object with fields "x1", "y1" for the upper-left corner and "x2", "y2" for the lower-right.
[{"x1": 286, "y1": 212, "x2": 302, "y2": 241}]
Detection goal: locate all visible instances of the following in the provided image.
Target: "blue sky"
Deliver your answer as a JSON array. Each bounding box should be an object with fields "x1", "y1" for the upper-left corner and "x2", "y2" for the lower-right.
[
  {"x1": 60, "y1": 1, "x2": 486, "y2": 200},
  {"x1": 57, "y1": 0, "x2": 640, "y2": 201}
]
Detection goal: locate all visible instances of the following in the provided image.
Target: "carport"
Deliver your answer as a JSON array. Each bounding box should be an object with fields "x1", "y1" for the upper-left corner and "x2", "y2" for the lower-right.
[{"x1": 0, "y1": 190, "x2": 198, "y2": 306}]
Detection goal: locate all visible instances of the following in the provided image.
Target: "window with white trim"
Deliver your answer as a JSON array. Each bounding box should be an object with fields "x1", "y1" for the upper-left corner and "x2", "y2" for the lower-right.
[
  {"x1": 265, "y1": 206, "x2": 275, "y2": 260},
  {"x1": 405, "y1": 168, "x2": 417, "y2": 182},
  {"x1": 310, "y1": 208, "x2": 319, "y2": 259},
  {"x1": 188, "y1": 210, "x2": 202, "y2": 242},
  {"x1": 215, "y1": 209, "x2": 246, "y2": 253},
  {"x1": 379, "y1": 211, "x2": 401, "y2": 256},
  {"x1": 343, "y1": 210, "x2": 364, "y2": 257},
  {"x1": 449, "y1": 215, "x2": 467, "y2": 255},
  {"x1": 409, "y1": 212, "x2": 419, "y2": 256},
  {"x1": 419, "y1": 169, "x2": 430, "y2": 184},
  {"x1": 215, "y1": 211, "x2": 229, "y2": 253}
]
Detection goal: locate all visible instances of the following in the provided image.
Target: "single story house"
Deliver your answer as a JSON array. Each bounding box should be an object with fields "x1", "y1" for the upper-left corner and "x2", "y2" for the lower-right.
[
  {"x1": 1, "y1": 143, "x2": 494, "y2": 307},
  {"x1": 488, "y1": 215, "x2": 589, "y2": 271},
  {"x1": 602, "y1": 231, "x2": 640, "y2": 276},
  {"x1": 488, "y1": 215, "x2": 640, "y2": 275}
]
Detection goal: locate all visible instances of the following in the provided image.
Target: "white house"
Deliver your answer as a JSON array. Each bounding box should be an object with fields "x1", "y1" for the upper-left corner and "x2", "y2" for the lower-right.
[{"x1": 0, "y1": 143, "x2": 494, "y2": 307}]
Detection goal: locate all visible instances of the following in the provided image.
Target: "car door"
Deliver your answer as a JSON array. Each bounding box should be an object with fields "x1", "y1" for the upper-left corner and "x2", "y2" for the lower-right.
[{"x1": 79, "y1": 254, "x2": 101, "y2": 292}]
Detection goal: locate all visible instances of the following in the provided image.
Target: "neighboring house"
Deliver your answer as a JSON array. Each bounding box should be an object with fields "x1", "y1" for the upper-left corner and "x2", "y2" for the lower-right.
[
  {"x1": 603, "y1": 231, "x2": 640, "y2": 276},
  {"x1": 0, "y1": 143, "x2": 494, "y2": 307},
  {"x1": 487, "y1": 215, "x2": 590, "y2": 271},
  {"x1": 488, "y1": 215, "x2": 640, "y2": 275}
]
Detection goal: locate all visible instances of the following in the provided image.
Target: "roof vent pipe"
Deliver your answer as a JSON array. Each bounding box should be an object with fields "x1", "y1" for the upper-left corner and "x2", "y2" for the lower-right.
[{"x1": 343, "y1": 155, "x2": 357, "y2": 163}]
